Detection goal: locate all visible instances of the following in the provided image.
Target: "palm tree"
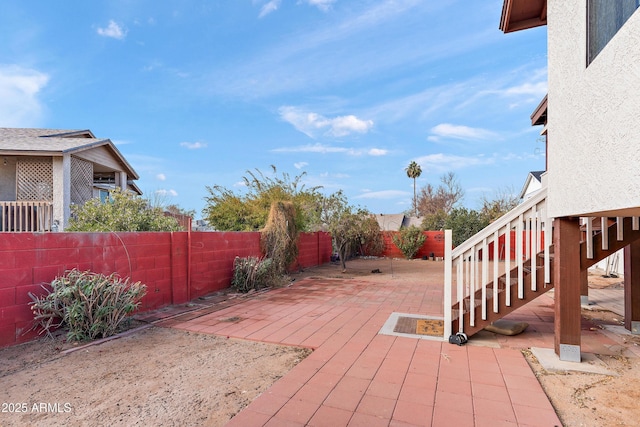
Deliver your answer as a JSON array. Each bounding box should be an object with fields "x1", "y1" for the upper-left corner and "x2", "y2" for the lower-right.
[{"x1": 405, "y1": 161, "x2": 422, "y2": 217}]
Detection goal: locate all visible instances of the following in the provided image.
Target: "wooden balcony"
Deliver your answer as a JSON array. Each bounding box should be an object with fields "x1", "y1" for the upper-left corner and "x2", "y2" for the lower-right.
[{"x1": 0, "y1": 201, "x2": 54, "y2": 232}]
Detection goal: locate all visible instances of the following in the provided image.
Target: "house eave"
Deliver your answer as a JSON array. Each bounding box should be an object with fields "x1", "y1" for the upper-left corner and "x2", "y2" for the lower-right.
[
  {"x1": 500, "y1": 0, "x2": 547, "y2": 33},
  {"x1": 531, "y1": 94, "x2": 548, "y2": 126}
]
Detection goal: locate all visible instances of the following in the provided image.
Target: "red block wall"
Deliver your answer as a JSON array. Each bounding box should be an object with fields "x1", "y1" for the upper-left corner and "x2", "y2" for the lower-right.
[
  {"x1": 380, "y1": 231, "x2": 446, "y2": 259},
  {"x1": 292, "y1": 232, "x2": 333, "y2": 270},
  {"x1": 484, "y1": 231, "x2": 546, "y2": 261},
  {"x1": 0, "y1": 231, "x2": 331, "y2": 348}
]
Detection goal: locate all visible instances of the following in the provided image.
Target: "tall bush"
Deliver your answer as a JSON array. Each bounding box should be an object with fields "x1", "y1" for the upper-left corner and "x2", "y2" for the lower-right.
[
  {"x1": 67, "y1": 187, "x2": 181, "y2": 232},
  {"x1": 29, "y1": 269, "x2": 147, "y2": 341},
  {"x1": 261, "y1": 201, "x2": 298, "y2": 274},
  {"x1": 392, "y1": 226, "x2": 426, "y2": 259}
]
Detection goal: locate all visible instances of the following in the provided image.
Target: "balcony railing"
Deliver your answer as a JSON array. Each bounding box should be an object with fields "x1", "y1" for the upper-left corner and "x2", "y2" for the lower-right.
[{"x1": 0, "y1": 201, "x2": 53, "y2": 232}]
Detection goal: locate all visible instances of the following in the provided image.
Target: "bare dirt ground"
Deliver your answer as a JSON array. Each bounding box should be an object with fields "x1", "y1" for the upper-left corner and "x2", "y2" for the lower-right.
[
  {"x1": 0, "y1": 258, "x2": 638, "y2": 427},
  {"x1": 524, "y1": 270, "x2": 640, "y2": 427},
  {"x1": 0, "y1": 328, "x2": 310, "y2": 426}
]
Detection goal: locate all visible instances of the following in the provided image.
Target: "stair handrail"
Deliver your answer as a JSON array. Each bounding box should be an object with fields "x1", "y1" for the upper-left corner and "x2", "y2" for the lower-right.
[
  {"x1": 451, "y1": 187, "x2": 548, "y2": 258},
  {"x1": 445, "y1": 186, "x2": 549, "y2": 337}
]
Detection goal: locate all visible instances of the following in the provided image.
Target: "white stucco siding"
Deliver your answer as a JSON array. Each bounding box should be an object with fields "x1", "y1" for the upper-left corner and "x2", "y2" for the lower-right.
[{"x1": 547, "y1": 1, "x2": 640, "y2": 218}]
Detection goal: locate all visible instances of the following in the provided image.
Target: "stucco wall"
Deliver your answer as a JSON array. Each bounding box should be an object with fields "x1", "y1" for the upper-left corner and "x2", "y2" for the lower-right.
[{"x1": 547, "y1": 1, "x2": 640, "y2": 217}]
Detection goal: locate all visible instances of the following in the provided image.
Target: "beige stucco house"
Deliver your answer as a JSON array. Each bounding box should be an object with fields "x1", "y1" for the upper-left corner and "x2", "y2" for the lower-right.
[{"x1": 0, "y1": 128, "x2": 141, "y2": 232}]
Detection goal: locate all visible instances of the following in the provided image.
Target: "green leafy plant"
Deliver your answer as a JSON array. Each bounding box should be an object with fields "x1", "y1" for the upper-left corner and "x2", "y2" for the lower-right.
[
  {"x1": 29, "y1": 269, "x2": 147, "y2": 341},
  {"x1": 392, "y1": 225, "x2": 427, "y2": 259},
  {"x1": 67, "y1": 187, "x2": 181, "y2": 232},
  {"x1": 231, "y1": 256, "x2": 279, "y2": 293}
]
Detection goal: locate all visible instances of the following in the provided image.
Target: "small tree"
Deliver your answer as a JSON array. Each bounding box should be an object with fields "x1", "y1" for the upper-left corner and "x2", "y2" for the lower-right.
[
  {"x1": 67, "y1": 188, "x2": 181, "y2": 232},
  {"x1": 421, "y1": 209, "x2": 448, "y2": 231},
  {"x1": 479, "y1": 187, "x2": 519, "y2": 223},
  {"x1": 445, "y1": 207, "x2": 489, "y2": 247},
  {"x1": 320, "y1": 192, "x2": 383, "y2": 271},
  {"x1": 417, "y1": 172, "x2": 464, "y2": 218},
  {"x1": 392, "y1": 225, "x2": 426, "y2": 259}
]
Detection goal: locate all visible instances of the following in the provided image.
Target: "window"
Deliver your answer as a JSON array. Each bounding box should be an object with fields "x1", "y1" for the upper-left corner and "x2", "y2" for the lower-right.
[
  {"x1": 588, "y1": 0, "x2": 640, "y2": 65},
  {"x1": 99, "y1": 189, "x2": 110, "y2": 203}
]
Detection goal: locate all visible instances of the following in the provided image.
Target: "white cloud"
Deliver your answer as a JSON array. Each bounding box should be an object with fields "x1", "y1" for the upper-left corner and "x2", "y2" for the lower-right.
[
  {"x1": 329, "y1": 115, "x2": 374, "y2": 137},
  {"x1": 273, "y1": 143, "x2": 382, "y2": 156},
  {"x1": 279, "y1": 106, "x2": 373, "y2": 138},
  {"x1": 112, "y1": 139, "x2": 132, "y2": 146},
  {"x1": 259, "y1": 0, "x2": 281, "y2": 18},
  {"x1": 356, "y1": 190, "x2": 409, "y2": 199},
  {"x1": 156, "y1": 173, "x2": 166, "y2": 181},
  {"x1": 0, "y1": 65, "x2": 49, "y2": 127},
  {"x1": 319, "y1": 171, "x2": 350, "y2": 179},
  {"x1": 413, "y1": 153, "x2": 495, "y2": 173},
  {"x1": 97, "y1": 20, "x2": 127, "y2": 40},
  {"x1": 294, "y1": 162, "x2": 308, "y2": 169},
  {"x1": 302, "y1": 0, "x2": 337, "y2": 12},
  {"x1": 368, "y1": 148, "x2": 388, "y2": 156},
  {"x1": 503, "y1": 82, "x2": 548, "y2": 98},
  {"x1": 429, "y1": 123, "x2": 498, "y2": 142},
  {"x1": 273, "y1": 143, "x2": 352, "y2": 154},
  {"x1": 180, "y1": 141, "x2": 208, "y2": 149},
  {"x1": 155, "y1": 189, "x2": 178, "y2": 197}
]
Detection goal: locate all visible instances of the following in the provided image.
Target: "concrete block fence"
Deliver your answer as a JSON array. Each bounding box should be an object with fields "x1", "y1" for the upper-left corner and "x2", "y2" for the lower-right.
[
  {"x1": 380, "y1": 231, "x2": 446, "y2": 259},
  {"x1": 0, "y1": 231, "x2": 332, "y2": 348}
]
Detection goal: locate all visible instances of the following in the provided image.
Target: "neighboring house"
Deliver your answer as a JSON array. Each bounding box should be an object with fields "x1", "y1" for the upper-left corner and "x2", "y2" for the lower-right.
[
  {"x1": 445, "y1": 2, "x2": 640, "y2": 362},
  {"x1": 0, "y1": 128, "x2": 141, "y2": 232},
  {"x1": 375, "y1": 213, "x2": 421, "y2": 231},
  {"x1": 518, "y1": 171, "x2": 544, "y2": 201}
]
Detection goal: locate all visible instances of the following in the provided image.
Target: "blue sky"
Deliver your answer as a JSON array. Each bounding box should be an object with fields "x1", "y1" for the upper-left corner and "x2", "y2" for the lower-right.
[{"x1": 0, "y1": 0, "x2": 547, "y2": 219}]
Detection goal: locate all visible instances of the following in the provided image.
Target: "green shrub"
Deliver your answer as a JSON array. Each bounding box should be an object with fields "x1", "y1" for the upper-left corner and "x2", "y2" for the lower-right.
[
  {"x1": 29, "y1": 269, "x2": 147, "y2": 341},
  {"x1": 392, "y1": 226, "x2": 427, "y2": 259},
  {"x1": 231, "y1": 256, "x2": 280, "y2": 293}
]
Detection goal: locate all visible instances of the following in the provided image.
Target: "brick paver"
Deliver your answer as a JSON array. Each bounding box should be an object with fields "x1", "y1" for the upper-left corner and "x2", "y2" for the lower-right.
[{"x1": 159, "y1": 273, "x2": 570, "y2": 426}]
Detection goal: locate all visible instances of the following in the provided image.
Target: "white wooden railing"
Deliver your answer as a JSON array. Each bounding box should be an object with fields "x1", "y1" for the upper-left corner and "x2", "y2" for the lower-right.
[
  {"x1": 583, "y1": 216, "x2": 639, "y2": 259},
  {"x1": 444, "y1": 188, "x2": 550, "y2": 337},
  {"x1": 0, "y1": 201, "x2": 53, "y2": 232}
]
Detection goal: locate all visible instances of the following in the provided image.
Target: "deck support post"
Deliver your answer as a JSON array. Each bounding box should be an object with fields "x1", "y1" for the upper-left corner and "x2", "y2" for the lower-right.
[
  {"x1": 554, "y1": 217, "x2": 582, "y2": 362},
  {"x1": 624, "y1": 240, "x2": 640, "y2": 334}
]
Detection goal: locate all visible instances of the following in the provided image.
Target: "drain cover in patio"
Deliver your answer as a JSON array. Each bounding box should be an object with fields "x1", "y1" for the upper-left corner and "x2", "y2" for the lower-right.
[{"x1": 394, "y1": 316, "x2": 444, "y2": 337}]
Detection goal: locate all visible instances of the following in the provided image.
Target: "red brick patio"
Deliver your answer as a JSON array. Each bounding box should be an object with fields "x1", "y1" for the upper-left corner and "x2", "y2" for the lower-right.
[{"x1": 148, "y1": 258, "x2": 587, "y2": 426}]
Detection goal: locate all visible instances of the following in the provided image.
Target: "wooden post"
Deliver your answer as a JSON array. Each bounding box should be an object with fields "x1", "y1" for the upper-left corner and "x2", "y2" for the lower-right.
[
  {"x1": 554, "y1": 217, "x2": 582, "y2": 362},
  {"x1": 624, "y1": 240, "x2": 640, "y2": 334}
]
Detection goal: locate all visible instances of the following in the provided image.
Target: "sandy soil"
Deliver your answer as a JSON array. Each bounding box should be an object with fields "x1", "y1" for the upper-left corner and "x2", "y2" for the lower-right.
[
  {"x1": 0, "y1": 328, "x2": 310, "y2": 426},
  {"x1": 524, "y1": 270, "x2": 640, "y2": 427},
  {"x1": 0, "y1": 259, "x2": 638, "y2": 427}
]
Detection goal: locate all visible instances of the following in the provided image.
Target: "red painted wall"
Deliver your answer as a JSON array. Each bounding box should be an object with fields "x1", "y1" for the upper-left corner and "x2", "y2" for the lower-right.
[
  {"x1": 484, "y1": 231, "x2": 546, "y2": 261},
  {"x1": 379, "y1": 231, "x2": 446, "y2": 259},
  {"x1": 0, "y1": 231, "x2": 332, "y2": 348}
]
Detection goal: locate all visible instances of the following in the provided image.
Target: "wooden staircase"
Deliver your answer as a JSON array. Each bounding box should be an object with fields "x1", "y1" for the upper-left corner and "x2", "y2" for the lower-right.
[
  {"x1": 451, "y1": 249, "x2": 554, "y2": 337},
  {"x1": 445, "y1": 207, "x2": 640, "y2": 339},
  {"x1": 444, "y1": 187, "x2": 551, "y2": 339}
]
